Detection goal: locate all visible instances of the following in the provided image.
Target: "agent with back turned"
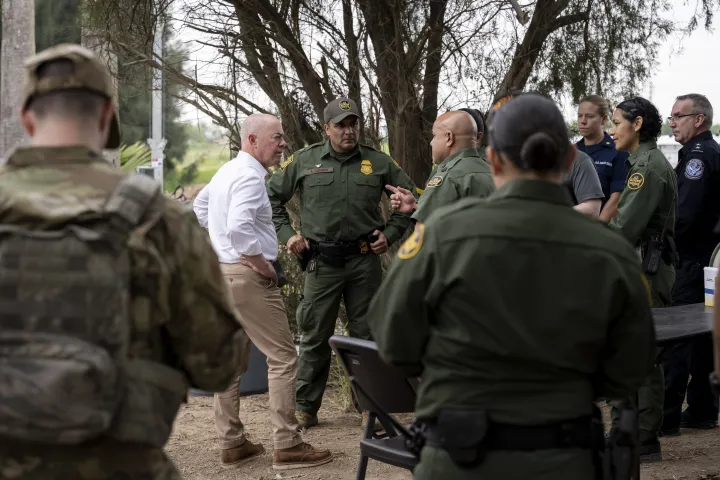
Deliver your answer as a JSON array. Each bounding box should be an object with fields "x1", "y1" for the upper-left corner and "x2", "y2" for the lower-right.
[
  {"x1": 661, "y1": 93, "x2": 720, "y2": 436},
  {"x1": 368, "y1": 93, "x2": 656, "y2": 480},
  {"x1": 266, "y1": 97, "x2": 416, "y2": 429},
  {"x1": 576, "y1": 95, "x2": 629, "y2": 222},
  {"x1": 608, "y1": 96, "x2": 678, "y2": 462},
  {"x1": 0, "y1": 44, "x2": 247, "y2": 479},
  {"x1": 385, "y1": 110, "x2": 495, "y2": 222}
]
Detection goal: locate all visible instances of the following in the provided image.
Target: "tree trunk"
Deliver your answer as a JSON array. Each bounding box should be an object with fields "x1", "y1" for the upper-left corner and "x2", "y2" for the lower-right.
[
  {"x1": 82, "y1": 28, "x2": 120, "y2": 167},
  {"x1": 1, "y1": 0, "x2": 35, "y2": 158}
]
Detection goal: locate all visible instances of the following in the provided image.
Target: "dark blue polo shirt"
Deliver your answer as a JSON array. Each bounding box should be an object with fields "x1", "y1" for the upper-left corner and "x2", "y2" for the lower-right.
[
  {"x1": 576, "y1": 133, "x2": 628, "y2": 206},
  {"x1": 675, "y1": 131, "x2": 720, "y2": 263}
]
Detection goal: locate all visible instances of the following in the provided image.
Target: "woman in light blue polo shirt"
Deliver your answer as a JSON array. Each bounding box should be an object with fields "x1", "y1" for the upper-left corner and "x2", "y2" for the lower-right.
[{"x1": 577, "y1": 95, "x2": 629, "y2": 223}]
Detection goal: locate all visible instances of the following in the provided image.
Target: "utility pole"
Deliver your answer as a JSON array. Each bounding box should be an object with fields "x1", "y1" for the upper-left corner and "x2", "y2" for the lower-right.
[{"x1": 147, "y1": 5, "x2": 166, "y2": 188}]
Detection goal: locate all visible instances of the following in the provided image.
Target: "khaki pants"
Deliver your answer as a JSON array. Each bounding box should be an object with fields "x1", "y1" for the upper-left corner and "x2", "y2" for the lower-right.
[{"x1": 214, "y1": 262, "x2": 302, "y2": 450}]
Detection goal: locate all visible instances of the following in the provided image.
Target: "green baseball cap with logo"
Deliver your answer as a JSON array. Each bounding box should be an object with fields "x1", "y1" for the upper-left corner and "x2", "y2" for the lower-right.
[
  {"x1": 22, "y1": 43, "x2": 121, "y2": 149},
  {"x1": 323, "y1": 97, "x2": 361, "y2": 125}
]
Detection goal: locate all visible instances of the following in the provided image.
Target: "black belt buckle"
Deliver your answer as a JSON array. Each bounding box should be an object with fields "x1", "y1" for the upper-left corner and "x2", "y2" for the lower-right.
[{"x1": 318, "y1": 241, "x2": 346, "y2": 267}]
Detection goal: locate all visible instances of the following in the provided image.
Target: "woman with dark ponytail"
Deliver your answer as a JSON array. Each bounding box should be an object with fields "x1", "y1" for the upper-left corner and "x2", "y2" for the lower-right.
[
  {"x1": 607, "y1": 96, "x2": 678, "y2": 461},
  {"x1": 367, "y1": 93, "x2": 656, "y2": 480}
]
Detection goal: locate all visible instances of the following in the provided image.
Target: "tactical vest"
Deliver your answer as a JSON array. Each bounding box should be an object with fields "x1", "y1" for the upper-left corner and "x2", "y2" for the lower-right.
[{"x1": 0, "y1": 174, "x2": 188, "y2": 448}]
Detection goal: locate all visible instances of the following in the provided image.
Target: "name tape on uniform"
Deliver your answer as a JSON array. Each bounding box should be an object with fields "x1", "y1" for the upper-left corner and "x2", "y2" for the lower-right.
[
  {"x1": 398, "y1": 223, "x2": 425, "y2": 260},
  {"x1": 627, "y1": 173, "x2": 644, "y2": 190}
]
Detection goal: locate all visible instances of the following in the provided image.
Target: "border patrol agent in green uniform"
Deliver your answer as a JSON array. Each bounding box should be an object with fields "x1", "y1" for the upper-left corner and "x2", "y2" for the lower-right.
[
  {"x1": 368, "y1": 93, "x2": 656, "y2": 480},
  {"x1": 387, "y1": 110, "x2": 494, "y2": 222},
  {"x1": 266, "y1": 97, "x2": 416, "y2": 427},
  {"x1": 0, "y1": 44, "x2": 246, "y2": 479},
  {"x1": 608, "y1": 97, "x2": 678, "y2": 462}
]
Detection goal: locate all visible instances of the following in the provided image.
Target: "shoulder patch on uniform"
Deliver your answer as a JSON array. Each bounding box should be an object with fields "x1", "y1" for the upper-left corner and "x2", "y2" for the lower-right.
[
  {"x1": 397, "y1": 223, "x2": 425, "y2": 260},
  {"x1": 392, "y1": 158, "x2": 400, "y2": 168},
  {"x1": 640, "y1": 273, "x2": 652, "y2": 306},
  {"x1": 426, "y1": 175, "x2": 444, "y2": 188},
  {"x1": 280, "y1": 155, "x2": 295, "y2": 170},
  {"x1": 627, "y1": 172, "x2": 644, "y2": 190},
  {"x1": 361, "y1": 159, "x2": 373, "y2": 175},
  {"x1": 684, "y1": 158, "x2": 704, "y2": 180}
]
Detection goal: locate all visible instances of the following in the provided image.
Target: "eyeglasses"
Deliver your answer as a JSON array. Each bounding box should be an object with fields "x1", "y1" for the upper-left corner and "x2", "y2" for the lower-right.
[{"x1": 667, "y1": 113, "x2": 702, "y2": 122}]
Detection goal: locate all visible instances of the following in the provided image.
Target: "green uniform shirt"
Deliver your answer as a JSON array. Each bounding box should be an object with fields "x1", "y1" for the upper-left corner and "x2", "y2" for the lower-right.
[
  {"x1": 412, "y1": 148, "x2": 495, "y2": 223},
  {"x1": 267, "y1": 140, "x2": 415, "y2": 245},
  {"x1": 610, "y1": 141, "x2": 678, "y2": 245},
  {"x1": 368, "y1": 179, "x2": 656, "y2": 424}
]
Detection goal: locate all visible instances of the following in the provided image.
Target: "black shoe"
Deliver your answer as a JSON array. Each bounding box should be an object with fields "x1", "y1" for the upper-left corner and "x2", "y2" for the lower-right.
[
  {"x1": 680, "y1": 412, "x2": 718, "y2": 430},
  {"x1": 659, "y1": 427, "x2": 680, "y2": 437},
  {"x1": 639, "y1": 440, "x2": 662, "y2": 463}
]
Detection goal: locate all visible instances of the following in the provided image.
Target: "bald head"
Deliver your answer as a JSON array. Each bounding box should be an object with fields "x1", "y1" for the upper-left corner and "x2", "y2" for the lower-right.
[
  {"x1": 240, "y1": 113, "x2": 287, "y2": 167},
  {"x1": 430, "y1": 111, "x2": 478, "y2": 164}
]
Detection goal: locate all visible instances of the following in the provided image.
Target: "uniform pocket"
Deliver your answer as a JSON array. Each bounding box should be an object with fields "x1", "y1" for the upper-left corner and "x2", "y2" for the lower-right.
[
  {"x1": 304, "y1": 173, "x2": 335, "y2": 203},
  {"x1": 352, "y1": 174, "x2": 382, "y2": 203}
]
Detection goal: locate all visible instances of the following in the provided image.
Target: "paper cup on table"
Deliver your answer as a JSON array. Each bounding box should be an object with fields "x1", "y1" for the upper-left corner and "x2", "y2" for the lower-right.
[{"x1": 705, "y1": 267, "x2": 718, "y2": 307}]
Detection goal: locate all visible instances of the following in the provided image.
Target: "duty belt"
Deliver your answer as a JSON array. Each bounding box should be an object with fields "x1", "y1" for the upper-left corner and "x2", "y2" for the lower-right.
[{"x1": 423, "y1": 414, "x2": 597, "y2": 451}]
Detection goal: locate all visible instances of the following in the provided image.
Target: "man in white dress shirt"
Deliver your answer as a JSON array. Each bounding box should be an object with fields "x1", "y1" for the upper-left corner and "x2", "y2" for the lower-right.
[{"x1": 194, "y1": 114, "x2": 332, "y2": 471}]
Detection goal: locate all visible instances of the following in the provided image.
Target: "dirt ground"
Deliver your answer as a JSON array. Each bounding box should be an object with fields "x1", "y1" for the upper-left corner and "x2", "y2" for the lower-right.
[{"x1": 166, "y1": 389, "x2": 720, "y2": 480}]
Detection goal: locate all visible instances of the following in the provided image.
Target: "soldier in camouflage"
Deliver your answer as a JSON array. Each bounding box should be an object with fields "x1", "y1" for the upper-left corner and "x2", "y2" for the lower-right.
[{"x1": 0, "y1": 44, "x2": 246, "y2": 479}]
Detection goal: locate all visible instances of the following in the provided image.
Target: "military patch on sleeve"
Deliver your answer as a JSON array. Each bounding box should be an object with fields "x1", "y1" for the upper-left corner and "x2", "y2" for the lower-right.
[
  {"x1": 640, "y1": 273, "x2": 652, "y2": 306},
  {"x1": 426, "y1": 175, "x2": 444, "y2": 188},
  {"x1": 397, "y1": 223, "x2": 425, "y2": 260},
  {"x1": 280, "y1": 155, "x2": 295, "y2": 170},
  {"x1": 684, "y1": 158, "x2": 704, "y2": 180},
  {"x1": 627, "y1": 172, "x2": 644, "y2": 190}
]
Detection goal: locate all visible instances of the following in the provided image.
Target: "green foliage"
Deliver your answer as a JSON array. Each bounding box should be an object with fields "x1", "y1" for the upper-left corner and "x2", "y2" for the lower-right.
[
  {"x1": 35, "y1": 0, "x2": 81, "y2": 49},
  {"x1": 119, "y1": 142, "x2": 151, "y2": 172},
  {"x1": 34, "y1": 0, "x2": 189, "y2": 173},
  {"x1": 117, "y1": 32, "x2": 189, "y2": 170},
  {"x1": 712, "y1": 124, "x2": 720, "y2": 136}
]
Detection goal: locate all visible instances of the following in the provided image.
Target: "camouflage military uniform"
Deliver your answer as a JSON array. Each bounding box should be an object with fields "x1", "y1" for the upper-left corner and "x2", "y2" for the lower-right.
[{"x1": 0, "y1": 44, "x2": 246, "y2": 479}]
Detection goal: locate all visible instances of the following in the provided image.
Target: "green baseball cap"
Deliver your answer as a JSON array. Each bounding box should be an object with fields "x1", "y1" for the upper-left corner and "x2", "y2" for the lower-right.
[
  {"x1": 323, "y1": 97, "x2": 361, "y2": 124},
  {"x1": 22, "y1": 43, "x2": 121, "y2": 149}
]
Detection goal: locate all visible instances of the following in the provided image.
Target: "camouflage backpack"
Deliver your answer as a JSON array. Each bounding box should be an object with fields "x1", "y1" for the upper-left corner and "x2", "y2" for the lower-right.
[{"x1": 0, "y1": 173, "x2": 173, "y2": 446}]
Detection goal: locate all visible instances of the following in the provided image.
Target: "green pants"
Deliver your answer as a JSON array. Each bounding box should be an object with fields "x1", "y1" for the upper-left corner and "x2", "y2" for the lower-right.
[
  {"x1": 413, "y1": 446, "x2": 594, "y2": 480},
  {"x1": 295, "y1": 254, "x2": 382, "y2": 415},
  {"x1": 609, "y1": 261, "x2": 674, "y2": 443}
]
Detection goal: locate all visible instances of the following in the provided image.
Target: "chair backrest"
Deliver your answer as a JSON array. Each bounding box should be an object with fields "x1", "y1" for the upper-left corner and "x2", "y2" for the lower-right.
[{"x1": 329, "y1": 335, "x2": 417, "y2": 415}]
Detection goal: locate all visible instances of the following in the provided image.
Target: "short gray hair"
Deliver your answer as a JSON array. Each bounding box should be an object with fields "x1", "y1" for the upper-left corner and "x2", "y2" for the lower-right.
[
  {"x1": 676, "y1": 93, "x2": 713, "y2": 127},
  {"x1": 240, "y1": 113, "x2": 278, "y2": 143}
]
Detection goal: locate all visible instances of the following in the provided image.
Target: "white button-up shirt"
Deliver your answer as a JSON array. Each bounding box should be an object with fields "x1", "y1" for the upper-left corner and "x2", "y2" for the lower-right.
[{"x1": 193, "y1": 151, "x2": 279, "y2": 263}]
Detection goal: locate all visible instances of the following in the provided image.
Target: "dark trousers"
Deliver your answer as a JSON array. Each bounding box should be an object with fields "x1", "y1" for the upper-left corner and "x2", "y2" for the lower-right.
[{"x1": 662, "y1": 259, "x2": 719, "y2": 430}]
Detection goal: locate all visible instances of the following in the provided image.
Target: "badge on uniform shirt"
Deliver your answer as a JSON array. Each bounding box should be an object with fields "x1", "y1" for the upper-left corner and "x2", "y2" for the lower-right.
[
  {"x1": 627, "y1": 173, "x2": 644, "y2": 190},
  {"x1": 398, "y1": 223, "x2": 425, "y2": 260},
  {"x1": 359, "y1": 240, "x2": 369, "y2": 255},
  {"x1": 361, "y1": 160, "x2": 373, "y2": 175},
  {"x1": 426, "y1": 175, "x2": 444, "y2": 188},
  {"x1": 684, "y1": 158, "x2": 704, "y2": 180}
]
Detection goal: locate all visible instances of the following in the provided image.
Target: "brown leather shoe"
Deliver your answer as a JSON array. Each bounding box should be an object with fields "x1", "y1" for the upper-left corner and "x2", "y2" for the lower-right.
[
  {"x1": 272, "y1": 442, "x2": 333, "y2": 471},
  {"x1": 221, "y1": 440, "x2": 265, "y2": 468}
]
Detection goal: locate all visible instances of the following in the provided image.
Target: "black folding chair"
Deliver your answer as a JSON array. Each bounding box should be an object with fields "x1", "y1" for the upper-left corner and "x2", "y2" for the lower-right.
[{"x1": 329, "y1": 335, "x2": 420, "y2": 480}]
